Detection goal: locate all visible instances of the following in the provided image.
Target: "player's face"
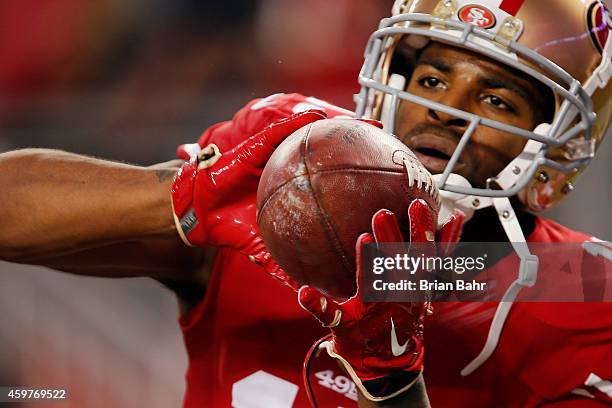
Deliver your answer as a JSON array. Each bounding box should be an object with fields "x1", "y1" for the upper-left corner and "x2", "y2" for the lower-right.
[{"x1": 396, "y1": 42, "x2": 544, "y2": 188}]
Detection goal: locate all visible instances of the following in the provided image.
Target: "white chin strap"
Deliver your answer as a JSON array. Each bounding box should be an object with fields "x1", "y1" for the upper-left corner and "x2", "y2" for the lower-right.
[
  {"x1": 459, "y1": 196, "x2": 539, "y2": 376},
  {"x1": 459, "y1": 130, "x2": 547, "y2": 375},
  {"x1": 432, "y1": 132, "x2": 545, "y2": 375}
]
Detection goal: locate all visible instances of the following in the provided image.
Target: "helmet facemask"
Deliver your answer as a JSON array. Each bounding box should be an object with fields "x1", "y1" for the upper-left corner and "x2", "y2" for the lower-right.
[{"x1": 355, "y1": 1, "x2": 610, "y2": 211}]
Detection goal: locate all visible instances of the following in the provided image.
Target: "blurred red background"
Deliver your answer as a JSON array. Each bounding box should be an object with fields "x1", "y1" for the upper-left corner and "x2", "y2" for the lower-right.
[{"x1": 0, "y1": 1, "x2": 608, "y2": 407}]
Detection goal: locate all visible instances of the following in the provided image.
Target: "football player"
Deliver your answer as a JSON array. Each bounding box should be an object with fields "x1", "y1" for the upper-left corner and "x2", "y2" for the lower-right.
[
  {"x1": 1, "y1": 0, "x2": 611, "y2": 407},
  {"x1": 348, "y1": 1, "x2": 612, "y2": 406}
]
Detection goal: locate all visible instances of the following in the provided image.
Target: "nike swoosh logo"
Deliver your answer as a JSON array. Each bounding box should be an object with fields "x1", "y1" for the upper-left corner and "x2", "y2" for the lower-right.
[{"x1": 390, "y1": 317, "x2": 409, "y2": 357}]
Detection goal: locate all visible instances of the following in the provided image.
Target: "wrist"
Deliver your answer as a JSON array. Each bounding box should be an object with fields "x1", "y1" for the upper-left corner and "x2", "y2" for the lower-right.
[
  {"x1": 357, "y1": 373, "x2": 430, "y2": 408},
  {"x1": 321, "y1": 338, "x2": 424, "y2": 402},
  {"x1": 171, "y1": 144, "x2": 223, "y2": 247},
  {"x1": 170, "y1": 163, "x2": 207, "y2": 247},
  {"x1": 360, "y1": 371, "x2": 423, "y2": 402}
]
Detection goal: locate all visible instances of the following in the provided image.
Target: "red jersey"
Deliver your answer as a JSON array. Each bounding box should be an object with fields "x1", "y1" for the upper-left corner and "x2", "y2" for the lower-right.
[
  {"x1": 425, "y1": 219, "x2": 612, "y2": 408},
  {"x1": 178, "y1": 94, "x2": 612, "y2": 407}
]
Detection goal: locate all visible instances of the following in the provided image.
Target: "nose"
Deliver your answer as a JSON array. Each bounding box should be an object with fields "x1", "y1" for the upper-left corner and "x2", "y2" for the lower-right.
[
  {"x1": 427, "y1": 89, "x2": 469, "y2": 130},
  {"x1": 428, "y1": 109, "x2": 468, "y2": 128}
]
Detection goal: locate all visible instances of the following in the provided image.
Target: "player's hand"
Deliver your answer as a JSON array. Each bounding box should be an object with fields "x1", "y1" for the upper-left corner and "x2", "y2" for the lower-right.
[
  {"x1": 171, "y1": 109, "x2": 327, "y2": 255},
  {"x1": 298, "y1": 200, "x2": 464, "y2": 401}
]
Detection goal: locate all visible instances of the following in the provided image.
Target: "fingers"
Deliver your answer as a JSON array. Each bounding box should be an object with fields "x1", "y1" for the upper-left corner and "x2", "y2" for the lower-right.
[
  {"x1": 266, "y1": 110, "x2": 328, "y2": 147},
  {"x1": 298, "y1": 286, "x2": 342, "y2": 327},
  {"x1": 265, "y1": 261, "x2": 300, "y2": 292},
  {"x1": 353, "y1": 232, "x2": 375, "y2": 299},
  {"x1": 246, "y1": 239, "x2": 301, "y2": 292},
  {"x1": 355, "y1": 232, "x2": 375, "y2": 258},
  {"x1": 407, "y1": 199, "x2": 436, "y2": 243},
  {"x1": 437, "y1": 209, "x2": 465, "y2": 243},
  {"x1": 436, "y1": 209, "x2": 465, "y2": 257},
  {"x1": 371, "y1": 209, "x2": 403, "y2": 243},
  {"x1": 239, "y1": 110, "x2": 327, "y2": 170}
]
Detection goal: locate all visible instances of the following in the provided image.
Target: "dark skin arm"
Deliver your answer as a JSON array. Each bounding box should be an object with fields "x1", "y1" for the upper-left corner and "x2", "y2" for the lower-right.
[
  {"x1": 0, "y1": 149, "x2": 178, "y2": 262},
  {"x1": 37, "y1": 237, "x2": 203, "y2": 279},
  {"x1": 0, "y1": 149, "x2": 212, "y2": 311}
]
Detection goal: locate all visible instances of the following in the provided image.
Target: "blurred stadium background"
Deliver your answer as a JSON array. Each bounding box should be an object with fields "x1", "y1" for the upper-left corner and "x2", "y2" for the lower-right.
[{"x1": 0, "y1": 1, "x2": 609, "y2": 407}]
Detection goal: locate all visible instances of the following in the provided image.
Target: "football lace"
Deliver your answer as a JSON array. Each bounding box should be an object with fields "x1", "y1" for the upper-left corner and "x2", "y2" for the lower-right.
[{"x1": 404, "y1": 159, "x2": 441, "y2": 206}]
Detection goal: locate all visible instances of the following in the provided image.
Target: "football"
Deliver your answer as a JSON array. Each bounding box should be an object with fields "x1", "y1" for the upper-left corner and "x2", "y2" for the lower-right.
[{"x1": 256, "y1": 118, "x2": 439, "y2": 299}]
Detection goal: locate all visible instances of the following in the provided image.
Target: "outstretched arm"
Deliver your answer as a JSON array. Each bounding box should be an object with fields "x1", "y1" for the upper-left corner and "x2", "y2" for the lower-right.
[
  {"x1": 0, "y1": 109, "x2": 327, "y2": 288},
  {"x1": 0, "y1": 149, "x2": 178, "y2": 262},
  {"x1": 38, "y1": 237, "x2": 207, "y2": 279}
]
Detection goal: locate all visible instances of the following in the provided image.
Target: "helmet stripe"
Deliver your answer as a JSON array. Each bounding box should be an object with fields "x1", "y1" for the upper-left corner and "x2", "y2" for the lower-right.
[{"x1": 499, "y1": 0, "x2": 526, "y2": 16}]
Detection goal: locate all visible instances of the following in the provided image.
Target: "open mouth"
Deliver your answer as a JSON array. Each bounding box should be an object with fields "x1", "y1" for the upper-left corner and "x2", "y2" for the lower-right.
[
  {"x1": 406, "y1": 134, "x2": 466, "y2": 174},
  {"x1": 414, "y1": 147, "x2": 451, "y2": 161}
]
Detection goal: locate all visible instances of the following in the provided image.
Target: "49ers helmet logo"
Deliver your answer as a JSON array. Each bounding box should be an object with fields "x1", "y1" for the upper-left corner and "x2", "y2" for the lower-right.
[
  {"x1": 458, "y1": 5, "x2": 496, "y2": 29},
  {"x1": 587, "y1": 1, "x2": 611, "y2": 54}
]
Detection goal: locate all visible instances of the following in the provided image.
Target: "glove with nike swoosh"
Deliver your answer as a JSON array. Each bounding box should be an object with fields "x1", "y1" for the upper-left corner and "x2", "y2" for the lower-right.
[
  {"x1": 171, "y1": 110, "x2": 327, "y2": 289},
  {"x1": 298, "y1": 200, "x2": 464, "y2": 401}
]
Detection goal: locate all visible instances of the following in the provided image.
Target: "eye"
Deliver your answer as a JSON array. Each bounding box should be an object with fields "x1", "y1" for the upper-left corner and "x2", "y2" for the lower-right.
[
  {"x1": 418, "y1": 76, "x2": 446, "y2": 90},
  {"x1": 483, "y1": 95, "x2": 513, "y2": 111}
]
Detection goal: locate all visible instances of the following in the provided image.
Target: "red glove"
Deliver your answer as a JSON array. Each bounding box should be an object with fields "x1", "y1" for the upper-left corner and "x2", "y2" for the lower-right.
[
  {"x1": 299, "y1": 200, "x2": 464, "y2": 401},
  {"x1": 171, "y1": 110, "x2": 327, "y2": 287}
]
